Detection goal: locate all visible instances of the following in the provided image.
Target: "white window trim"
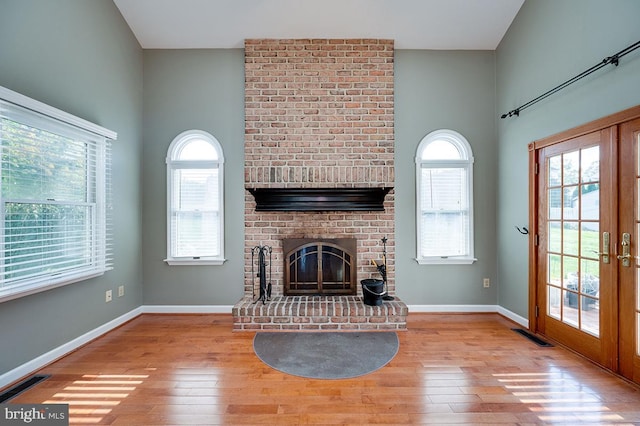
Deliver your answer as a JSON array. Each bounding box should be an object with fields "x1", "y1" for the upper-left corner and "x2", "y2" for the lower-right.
[
  {"x1": 415, "y1": 129, "x2": 476, "y2": 265},
  {"x1": 164, "y1": 130, "x2": 225, "y2": 266},
  {"x1": 0, "y1": 86, "x2": 116, "y2": 302},
  {"x1": 0, "y1": 86, "x2": 116, "y2": 140}
]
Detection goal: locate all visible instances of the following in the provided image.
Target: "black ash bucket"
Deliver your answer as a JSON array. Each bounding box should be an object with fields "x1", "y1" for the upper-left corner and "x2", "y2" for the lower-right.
[{"x1": 361, "y1": 279, "x2": 386, "y2": 306}]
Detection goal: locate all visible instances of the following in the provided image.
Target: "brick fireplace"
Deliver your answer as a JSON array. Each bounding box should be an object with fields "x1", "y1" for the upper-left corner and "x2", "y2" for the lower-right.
[{"x1": 232, "y1": 39, "x2": 407, "y2": 331}]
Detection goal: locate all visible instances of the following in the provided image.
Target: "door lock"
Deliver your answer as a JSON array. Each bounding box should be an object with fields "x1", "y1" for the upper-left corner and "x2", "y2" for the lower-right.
[
  {"x1": 617, "y1": 232, "x2": 631, "y2": 267},
  {"x1": 595, "y1": 232, "x2": 610, "y2": 264}
]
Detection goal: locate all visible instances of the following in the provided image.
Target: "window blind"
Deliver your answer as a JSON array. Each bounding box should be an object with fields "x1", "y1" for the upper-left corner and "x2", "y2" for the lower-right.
[
  {"x1": 0, "y1": 86, "x2": 115, "y2": 301},
  {"x1": 170, "y1": 166, "x2": 220, "y2": 257},
  {"x1": 420, "y1": 167, "x2": 469, "y2": 257}
]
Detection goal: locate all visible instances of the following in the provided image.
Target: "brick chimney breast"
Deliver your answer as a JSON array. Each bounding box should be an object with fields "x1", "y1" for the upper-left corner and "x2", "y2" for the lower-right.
[{"x1": 244, "y1": 39, "x2": 395, "y2": 299}]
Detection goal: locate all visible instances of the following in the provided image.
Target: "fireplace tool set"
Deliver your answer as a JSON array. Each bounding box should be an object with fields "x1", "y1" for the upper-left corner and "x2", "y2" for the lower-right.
[
  {"x1": 364, "y1": 236, "x2": 394, "y2": 304},
  {"x1": 251, "y1": 245, "x2": 272, "y2": 304}
]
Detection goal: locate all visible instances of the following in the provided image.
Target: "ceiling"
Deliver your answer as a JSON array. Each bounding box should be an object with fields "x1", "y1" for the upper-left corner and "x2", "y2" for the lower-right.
[{"x1": 113, "y1": 0, "x2": 525, "y2": 50}]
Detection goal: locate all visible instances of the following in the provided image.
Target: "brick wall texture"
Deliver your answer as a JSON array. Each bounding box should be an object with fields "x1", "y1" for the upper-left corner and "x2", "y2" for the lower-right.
[{"x1": 244, "y1": 39, "x2": 395, "y2": 298}]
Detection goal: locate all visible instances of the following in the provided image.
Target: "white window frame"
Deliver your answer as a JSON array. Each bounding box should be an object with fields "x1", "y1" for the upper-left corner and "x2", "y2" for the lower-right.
[
  {"x1": 415, "y1": 129, "x2": 476, "y2": 265},
  {"x1": 165, "y1": 130, "x2": 225, "y2": 266},
  {"x1": 0, "y1": 85, "x2": 116, "y2": 302}
]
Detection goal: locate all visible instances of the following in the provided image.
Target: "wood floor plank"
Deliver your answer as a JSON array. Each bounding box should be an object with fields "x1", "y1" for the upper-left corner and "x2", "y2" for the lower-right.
[{"x1": 4, "y1": 313, "x2": 640, "y2": 425}]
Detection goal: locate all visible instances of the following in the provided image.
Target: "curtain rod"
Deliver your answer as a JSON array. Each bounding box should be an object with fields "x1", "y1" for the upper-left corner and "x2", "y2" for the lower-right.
[{"x1": 500, "y1": 40, "x2": 640, "y2": 119}]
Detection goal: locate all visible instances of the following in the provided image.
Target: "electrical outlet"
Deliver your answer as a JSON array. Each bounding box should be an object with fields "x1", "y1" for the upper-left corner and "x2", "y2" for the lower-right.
[
  {"x1": 105, "y1": 290, "x2": 113, "y2": 302},
  {"x1": 483, "y1": 278, "x2": 490, "y2": 288},
  {"x1": 118, "y1": 285, "x2": 124, "y2": 297}
]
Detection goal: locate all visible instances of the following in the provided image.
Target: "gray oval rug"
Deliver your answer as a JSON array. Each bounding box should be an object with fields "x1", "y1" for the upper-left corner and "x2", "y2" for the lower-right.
[{"x1": 253, "y1": 331, "x2": 399, "y2": 379}]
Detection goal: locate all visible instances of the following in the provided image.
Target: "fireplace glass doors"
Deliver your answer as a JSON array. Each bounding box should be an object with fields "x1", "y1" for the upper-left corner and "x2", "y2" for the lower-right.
[{"x1": 283, "y1": 239, "x2": 357, "y2": 295}]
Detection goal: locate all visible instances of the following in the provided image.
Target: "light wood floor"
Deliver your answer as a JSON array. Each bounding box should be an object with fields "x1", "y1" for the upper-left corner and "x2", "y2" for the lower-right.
[{"x1": 8, "y1": 313, "x2": 640, "y2": 425}]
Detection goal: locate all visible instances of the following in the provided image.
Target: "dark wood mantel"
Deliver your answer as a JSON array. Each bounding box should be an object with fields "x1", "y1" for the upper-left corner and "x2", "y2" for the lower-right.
[{"x1": 247, "y1": 187, "x2": 392, "y2": 211}]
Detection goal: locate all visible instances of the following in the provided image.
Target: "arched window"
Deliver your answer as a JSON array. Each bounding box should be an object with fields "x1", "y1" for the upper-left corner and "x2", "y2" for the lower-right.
[
  {"x1": 165, "y1": 130, "x2": 225, "y2": 265},
  {"x1": 415, "y1": 129, "x2": 475, "y2": 264}
]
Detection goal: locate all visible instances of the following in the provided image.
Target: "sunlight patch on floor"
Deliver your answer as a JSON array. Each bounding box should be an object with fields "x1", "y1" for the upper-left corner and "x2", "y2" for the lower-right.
[{"x1": 43, "y1": 373, "x2": 150, "y2": 424}]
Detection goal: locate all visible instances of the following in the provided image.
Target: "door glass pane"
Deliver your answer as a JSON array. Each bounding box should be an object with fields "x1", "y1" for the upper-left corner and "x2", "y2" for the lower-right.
[
  {"x1": 581, "y1": 260, "x2": 600, "y2": 337},
  {"x1": 563, "y1": 256, "x2": 579, "y2": 289},
  {"x1": 549, "y1": 155, "x2": 562, "y2": 187},
  {"x1": 563, "y1": 150, "x2": 580, "y2": 185},
  {"x1": 548, "y1": 285, "x2": 561, "y2": 320},
  {"x1": 563, "y1": 186, "x2": 578, "y2": 220},
  {"x1": 580, "y1": 222, "x2": 599, "y2": 258},
  {"x1": 548, "y1": 221, "x2": 561, "y2": 252},
  {"x1": 563, "y1": 290, "x2": 579, "y2": 327},
  {"x1": 563, "y1": 223, "x2": 578, "y2": 256},
  {"x1": 580, "y1": 146, "x2": 599, "y2": 183},
  {"x1": 581, "y1": 183, "x2": 599, "y2": 220},
  {"x1": 548, "y1": 254, "x2": 561, "y2": 285},
  {"x1": 581, "y1": 260, "x2": 600, "y2": 295},
  {"x1": 549, "y1": 188, "x2": 562, "y2": 220},
  {"x1": 582, "y1": 296, "x2": 599, "y2": 337}
]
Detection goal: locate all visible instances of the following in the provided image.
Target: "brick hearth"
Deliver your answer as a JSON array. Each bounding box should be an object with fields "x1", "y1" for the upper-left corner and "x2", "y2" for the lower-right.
[{"x1": 232, "y1": 296, "x2": 407, "y2": 331}]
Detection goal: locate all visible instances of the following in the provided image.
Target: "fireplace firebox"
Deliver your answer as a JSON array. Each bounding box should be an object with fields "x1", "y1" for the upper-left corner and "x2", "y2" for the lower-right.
[{"x1": 283, "y1": 238, "x2": 357, "y2": 296}]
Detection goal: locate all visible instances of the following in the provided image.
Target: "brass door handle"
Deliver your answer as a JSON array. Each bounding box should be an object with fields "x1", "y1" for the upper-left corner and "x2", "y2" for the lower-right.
[{"x1": 617, "y1": 232, "x2": 631, "y2": 267}]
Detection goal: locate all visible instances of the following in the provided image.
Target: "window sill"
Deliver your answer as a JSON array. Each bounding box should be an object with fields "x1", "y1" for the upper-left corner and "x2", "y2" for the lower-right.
[
  {"x1": 164, "y1": 258, "x2": 226, "y2": 266},
  {"x1": 415, "y1": 257, "x2": 477, "y2": 265},
  {"x1": 0, "y1": 270, "x2": 105, "y2": 303}
]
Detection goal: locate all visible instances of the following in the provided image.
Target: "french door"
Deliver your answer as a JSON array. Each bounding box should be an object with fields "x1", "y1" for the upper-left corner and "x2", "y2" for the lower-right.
[
  {"x1": 531, "y1": 106, "x2": 640, "y2": 384},
  {"x1": 618, "y1": 117, "x2": 640, "y2": 382}
]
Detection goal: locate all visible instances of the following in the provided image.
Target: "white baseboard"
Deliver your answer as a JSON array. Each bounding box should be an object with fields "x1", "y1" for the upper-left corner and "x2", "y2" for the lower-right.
[
  {"x1": 0, "y1": 307, "x2": 142, "y2": 390},
  {"x1": 407, "y1": 304, "x2": 529, "y2": 328},
  {"x1": 497, "y1": 306, "x2": 529, "y2": 328},
  {"x1": 142, "y1": 305, "x2": 233, "y2": 314},
  {"x1": 408, "y1": 304, "x2": 498, "y2": 313}
]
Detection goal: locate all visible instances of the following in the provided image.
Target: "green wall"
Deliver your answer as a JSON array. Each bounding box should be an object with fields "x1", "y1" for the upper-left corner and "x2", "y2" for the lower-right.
[
  {"x1": 496, "y1": 0, "x2": 640, "y2": 317},
  {"x1": 142, "y1": 50, "x2": 245, "y2": 305},
  {"x1": 0, "y1": 0, "x2": 143, "y2": 375},
  {"x1": 395, "y1": 50, "x2": 499, "y2": 305}
]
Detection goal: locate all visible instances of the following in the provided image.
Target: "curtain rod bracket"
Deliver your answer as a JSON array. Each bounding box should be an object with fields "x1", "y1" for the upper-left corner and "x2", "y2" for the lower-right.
[
  {"x1": 501, "y1": 108, "x2": 520, "y2": 119},
  {"x1": 604, "y1": 55, "x2": 619, "y2": 66}
]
